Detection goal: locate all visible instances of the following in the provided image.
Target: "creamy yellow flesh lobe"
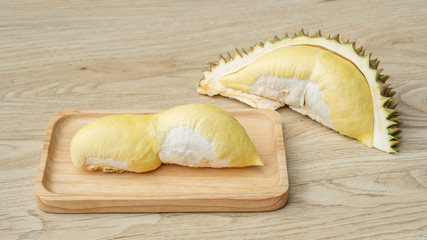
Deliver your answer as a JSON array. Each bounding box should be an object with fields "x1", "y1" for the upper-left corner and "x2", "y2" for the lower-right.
[
  {"x1": 156, "y1": 104, "x2": 261, "y2": 167},
  {"x1": 220, "y1": 45, "x2": 374, "y2": 147},
  {"x1": 70, "y1": 103, "x2": 262, "y2": 173},
  {"x1": 70, "y1": 114, "x2": 162, "y2": 173}
]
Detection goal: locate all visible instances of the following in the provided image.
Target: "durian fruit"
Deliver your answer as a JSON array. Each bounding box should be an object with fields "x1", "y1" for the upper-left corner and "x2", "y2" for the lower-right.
[
  {"x1": 70, "y1": 114, "x2": 162, "y2": 173},
  {"x1": 198, "y1": 30, "x2": 401, "y2": 153},
  {"x1": 70, "y1": 103, "x2": 263, "y2": 173}
]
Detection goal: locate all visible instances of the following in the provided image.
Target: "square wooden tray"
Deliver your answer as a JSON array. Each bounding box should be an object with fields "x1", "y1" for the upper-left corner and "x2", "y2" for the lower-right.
[{"x1": 35, "y1": 108, "x2": 289, "y2": 213}]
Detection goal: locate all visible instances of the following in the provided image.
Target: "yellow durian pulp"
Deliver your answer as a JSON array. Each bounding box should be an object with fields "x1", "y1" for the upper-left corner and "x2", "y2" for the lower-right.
[
  {"x1": 70, "y1": 103, "x2": 263, "y2": 173},
  {"x1": 220, "y1": 45, "x2": 374, "y2": 147},
  {"x1": 70, "y1": 114, "x2": 161, "y2": 173},
  {"x1": 156, "y1": 103, "x2": 262, "y2": 167},
  {"x1": 198, "y1": 30, "x2": 401, "y2": 153}
]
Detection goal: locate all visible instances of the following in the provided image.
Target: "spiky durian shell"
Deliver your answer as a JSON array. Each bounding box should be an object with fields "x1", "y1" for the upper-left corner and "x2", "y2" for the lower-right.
[{"x1": 198, "y1": 29, "x2": 401, "y2": 152}]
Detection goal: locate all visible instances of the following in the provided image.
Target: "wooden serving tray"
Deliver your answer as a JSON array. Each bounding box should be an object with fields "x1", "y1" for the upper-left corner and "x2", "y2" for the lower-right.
[{"x1": 35, "y1": 108, "x2": 289, "y2": 213}]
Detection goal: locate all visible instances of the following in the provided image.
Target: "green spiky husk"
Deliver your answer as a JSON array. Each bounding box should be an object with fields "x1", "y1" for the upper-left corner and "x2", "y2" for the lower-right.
[{"x1": 200, "y1": 29, "x2": 401, "y2": 152}]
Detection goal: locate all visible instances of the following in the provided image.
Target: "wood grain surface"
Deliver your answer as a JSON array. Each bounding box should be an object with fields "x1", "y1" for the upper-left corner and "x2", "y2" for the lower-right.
[
  {"x1": 35, "y1": 109, "x2": 288, "y2": 213},
  {"x1": 1, "y1": 0, "x2": 426, "y2": 239}
]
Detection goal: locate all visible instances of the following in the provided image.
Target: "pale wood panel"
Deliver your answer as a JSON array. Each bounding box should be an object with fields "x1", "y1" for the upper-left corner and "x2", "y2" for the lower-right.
[{"x1": 0, "y1": 0, "x2": 426, "y2": 239}]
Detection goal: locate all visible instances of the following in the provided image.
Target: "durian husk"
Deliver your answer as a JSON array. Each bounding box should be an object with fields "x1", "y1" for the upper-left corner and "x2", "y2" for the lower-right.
[{"x1": 198, "y1": 29, "x2": 401, "y2": 152}]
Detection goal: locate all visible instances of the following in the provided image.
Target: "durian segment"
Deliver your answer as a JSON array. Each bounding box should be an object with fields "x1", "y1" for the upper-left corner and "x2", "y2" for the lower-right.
[
  {"x1": 155, "y1": 103, "x2": 263, "y2": 167},
  {"x1": 198, "y1": 30, "x2": 401, "y2": 153},
  {"x1": 220, "y1": 45, "x2": 374, "y2": 147},
  {"x1": 70, "y1": 103, "x2": 263, "y2": 173},
  {"x1": 70, "y1": 114, "x2": 162, "y2": 173}
]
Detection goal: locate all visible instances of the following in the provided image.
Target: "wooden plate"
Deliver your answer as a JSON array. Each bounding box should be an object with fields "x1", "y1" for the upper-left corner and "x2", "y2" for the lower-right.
[{"x1": 35, "y1": 108, "x2": 289, "y2": 213}]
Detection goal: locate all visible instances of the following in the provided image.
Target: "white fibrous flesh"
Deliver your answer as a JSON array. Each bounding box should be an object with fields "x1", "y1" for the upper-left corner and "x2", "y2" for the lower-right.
[
  {"x1": 159, "y1": 126, "x2": 229, "y2": 167},
  {"x1": 249, "y1": 75, "x2": 335, "y2": 130},
  {"x1": 85, "y1": 157, "x2": 127, "y2": 172}
]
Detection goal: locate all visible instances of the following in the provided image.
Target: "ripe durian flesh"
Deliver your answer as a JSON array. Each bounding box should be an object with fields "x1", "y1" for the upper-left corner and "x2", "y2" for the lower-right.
[
  {"x1": 70, "y1": 103, "x2": 263, "y2": 173},
  {"x1": 198, "y1": 30, "x2": 401, "y2": 153}
]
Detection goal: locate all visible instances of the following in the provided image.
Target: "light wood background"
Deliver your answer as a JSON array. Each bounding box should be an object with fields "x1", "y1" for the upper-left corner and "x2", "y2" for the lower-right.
[{"x1": 1, "y1": 0, "x2": 426, "y2": 239}]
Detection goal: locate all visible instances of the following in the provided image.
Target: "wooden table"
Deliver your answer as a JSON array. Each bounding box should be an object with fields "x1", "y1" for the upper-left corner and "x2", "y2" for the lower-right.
[{"x1": 1, "y1": 0, "x2": 426, "y2": 239}]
